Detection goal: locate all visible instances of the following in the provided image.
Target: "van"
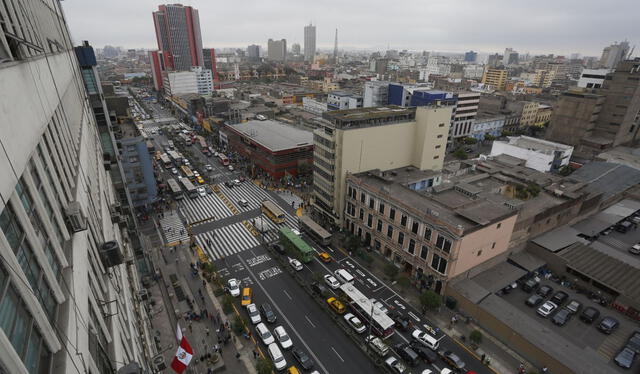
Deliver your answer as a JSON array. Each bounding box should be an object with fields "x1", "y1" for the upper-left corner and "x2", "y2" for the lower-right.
[
  {"x1": 366, "y1": 335, "x2": 389, "y2": 357},
  {"x1": 241, "y1": 287, "x2": 252, "y2": 307},
  {"x1": 394, "y1": 343, "x2": 420, "y2": 367},
  {"x1": 267, "y1": 343, "x2": 287, "y2": 371},
  {"x1": 616, "y1": 221, "x2": 633, "y2": 233},
  {"x1": 334, "y1": 269, "x2": 354, "y2": 284}
]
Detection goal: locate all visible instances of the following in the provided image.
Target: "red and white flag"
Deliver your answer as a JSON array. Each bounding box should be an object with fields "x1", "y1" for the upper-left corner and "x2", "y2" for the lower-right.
[
  {"x1": 171, "y1": 337, "x2": 194, "y2": 374},
  {"x1": 176, "y1": 323, "x2": 183, "y2": 342}
]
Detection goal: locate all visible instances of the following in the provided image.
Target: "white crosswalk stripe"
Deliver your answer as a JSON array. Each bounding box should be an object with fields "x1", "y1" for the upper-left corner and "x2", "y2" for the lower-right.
[
  {"x1": 218, "y1": 182, "x2": 272, "y2": 213},
  {"x1": 600, "y1": 236, "x2": 628, "y2": 249},
  {"x1": 178, "y1": 194, "x2": 233, "y2": 224},
  {"x1": 159, "y1": 213, "x2": 189, "y2": 244},
  {"x1": 255, "y1": 212, "x2": 299, "y2": 243},
  {"x1": 196, "y1": 222, "x2": 260, "y2": 260},
  {"x1": 140, "y1": 125, "x2": 160, "y2": 137}
]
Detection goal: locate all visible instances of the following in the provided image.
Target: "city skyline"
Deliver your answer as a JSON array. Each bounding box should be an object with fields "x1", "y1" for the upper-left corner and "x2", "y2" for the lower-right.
[{"x1": 63, "y1": 0, "x2": 639, "y2": 56}]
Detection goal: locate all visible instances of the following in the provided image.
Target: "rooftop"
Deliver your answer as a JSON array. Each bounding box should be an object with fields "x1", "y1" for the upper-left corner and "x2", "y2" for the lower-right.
[
  {"x1": 321, "y1": 105, "x2": 417, "y2": 129},
  {"x1": 569, "y1": 162, "x2": 640, "y2": 200},
  {"x1": 227, "y1": 120, "x2": 313, "y2": 152},
  {"x1": 497, "y1": 136, "x2": 573, "y2": 154}
]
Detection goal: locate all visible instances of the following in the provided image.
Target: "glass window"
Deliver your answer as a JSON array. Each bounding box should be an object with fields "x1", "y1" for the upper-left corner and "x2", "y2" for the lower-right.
[
  {"x1": 359, "y1": 208, "x2": 364, "y2": 220},
  {"x1": 16, "y1": 180, "x2": 33, "y2": 213},
  {"x1": 420, "y1": 246, "x2": 428, "y2": 260},
  {"x1": 408, "y1": 239, "x2": 415, "y2": 254},
  {"x1": 367, "y1": 214, "x2": 373, "y2": 228},
  {"x1": 0, "y1": 288, "x2": 18, "y2": 335},
  {"x1": 412, "y1": 222, "x2": 419, "y2": 234},
  {"x1": 360, "y1": 192, "x2": 365, "y2": 203},
  {"x1": 431, "y1": 254, "x2": 448, "y2": 274},
  {"x1": 387, "y1": 226, "x2": 393, "y2": 239},
  {"x1": 379, "y1": 203, "x2": 385, "y2": 214},
  {"x1": 368, "y1": 198, "x2": 374, "y2": 209},
  {"x1": 9, "y1": 299, "x2": 30, "y2": 357},
  {"x1": 398, "y1": 232, "x2": 404, "y2": 246},
  {"x1": 0, "y1": 206, "x2": 23, "y2": 252},
  {"x1": 377, "y1": 220, "x2": 383, "y2": 232},
  {"x1": 401, "y1": 215, "x2": 407, "y2": 227},
  {"x1": 390, "y1": 209, "x2": 396, "y2": 220},
  {"x1": 424, "y1": 227, "x2": 432, "y2": 241},
  {"x1": 435, "y1": 234, "x2": 452, "y2": 253},
  {"x1": 25, "y1": 328, "x2": 42, "y2": 373}
]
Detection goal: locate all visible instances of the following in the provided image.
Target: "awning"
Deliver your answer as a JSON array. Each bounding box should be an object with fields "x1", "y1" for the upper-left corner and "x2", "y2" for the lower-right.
[
  {"x1": 471, "y1": 262, "x2": 527, "y2": 293},
  {"x1": 509, "y1": 251, "x2": 546, "y2": 272}
]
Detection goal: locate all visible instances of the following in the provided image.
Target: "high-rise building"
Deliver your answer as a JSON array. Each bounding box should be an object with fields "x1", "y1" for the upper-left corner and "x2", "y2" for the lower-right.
[
  {"x1": 247, "y1": 44, "x2": 261, "y2": 61},
  {"x1": 267, "y1": 38, "x2": 287, "y2": 62},
  {"x1": 487, "y1": 53, "x2": 502, "y2": 67},
  {"x1": 0, "y1": 6, "x2": 151, "y2": 374},
  {"x1": 599, "y1": 41, "x2": 630, "y2": 69},
  {"x1": 464, "y1": 50, "x2": 477, "y2": 62},
  {"x1": 363, "y1": 81, "x2": 390, "y2": 107},
  {"x1": 304, "y1": 24, "x2": 316, "y2": 62},
  {"x1": 202, "y1": 48, "x2": 219, "y2": 84},
  {"x1": 292, "y1": 43, "x2": 301, "y2": 55},
  {"x1": 152, "y1": 4, "x2": 204, "y2": 71},
  {"x1": 164, "y1": 67, "x2": 213, "y2": 96},
  {"x1": 504, "y1": 48, "x2": 519, "y2": 65},
  {"x1": 312, "y1": 106, "x2": 452, "y2": 225},
  {"x1": 149, "y1": 50, "x2": 166, "y2": 90},
  {"x1": 481, "y1": 68, "x2": 508, "y2": 90}
]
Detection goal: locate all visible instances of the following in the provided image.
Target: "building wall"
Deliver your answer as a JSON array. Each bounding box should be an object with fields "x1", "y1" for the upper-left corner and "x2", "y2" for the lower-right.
[
  {"x1": 481, "y1": 68, "x2": 508, "y2": 91},
  {"x1": 302, "y1": 97, "x2": 328, "y2": 115},
  {"x1": 471, "y1": 117, "x2": 505, "y2": 140},
  {"x1": 167, "y1": 71, "x2": 198, "y2": 95}
]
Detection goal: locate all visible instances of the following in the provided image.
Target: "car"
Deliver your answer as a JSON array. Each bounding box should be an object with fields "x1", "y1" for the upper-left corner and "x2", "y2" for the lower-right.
[
  {"x1": 289, "y1": 258, "x2": 303, "y2": 271},
  {"x1": 241, "y1": 287, "x2": 252, "y2": 307},
  {"x1": 597, "y1": 316, "x2": 619, "y2": 334},
  {"x1": 393, "y1": 343, "x2": 420, "y2": 366},
  {"x1": 238, "y1": 199, "x2": 249, "y2": 208},
  {"x1": 614, "y1": 347, "x2": 636, "y2": 369},
  {"x1": 627, "y1": 331, "x2": 640, "y2": 353},
  {"x1": 260, "y1": 303, "x2": 277, "y2": 323},
  {"x1": 292, "y1": 348, "x2": 314, "y2": 370},
  {"x1": 197, "y1": 187, "x2": 206, "y2": 197},
  {"x1": 344, "y1": 313, "x2": 366, "y2": 333},
  {"x1": 525, "y1": 294, "x2": 544, "y2": 307},
  {"x1": 193, "y1": 171, "x2": 200, "y2": 177},
  {"x1": 522, "y1": 278, "x2": 539, "y2": 293},
  {"x1": 536, "y1": 285, "x2": 554, "y2": 297},
  {"x1": 228, "y1": 165, "x2": 234, "y2": 171},
  {"x1": 224, "y1": 181, "x2": 234, "y2": 188},
  {"x1": 171, "y1": 167, "x2": 178, "y2": 174},
  {"x1": 184, "y1": 159, "x2": 190, "y2": 166},
  {"x1": 318, "y1": 252, "x2": 332, "y2": 263},
  {"x1": 326, "y1": 297, "x2": 346, "y2": 314},
  {"x1": 274, "y1": 326, "x2": 293, "y2": 350},
  {"x1": 233, "y1": 179, "x2": 241, "y2": 185},
  {"x1": 324, "y1": 275, "x2": 340, "y2": 289},
  {"x1": 390, "y1": 312, "x2": 413, "y2": 331},
  {"x1": 384, "y1": 356, "x2": 407, "y2": 374},
  {"x1": 411, "y1": 329, "x2": 440, "y2": 351},
  {"x1": 255, "y1": 323, "x2": 275, "y2": 345},
  {"x1": 629, "y1": 243, "x2": 640, "y2": 255},
  {"x1": 205, "y1": 164, "x2": 213, "y2": 171},
  {"x1": 267, "y1": 343, "x2": 287, "y2": 371},
  {"x1": 536, "y1": 301, "x2": 558, "y2": 317},
  {"x1": 551, "y1": 308, "x2": 573, "y2": 326},
  {"x1": 565, "y1": 300, "x2": 582, "y2": 314},
  {"x1": 550, "y1": 291, "x2": 569, "y2": 305},
  {"x1": 227, "y1": 278, "x2": 241, "y2": 297},
  {"x1": 409, "y1": 341, "x2": 437, "y2": 363},
  {"x1": 246, "y1": 303, "x2": 261, "y2": 324},
  {"x1": 272, "y1": 243, "x2": 286, "y2": 254},
  {"x1": 579, "y1": 306, "x2": 600, "y2": 324},
  {"x1": 370, "y1": 299, "x2": 389, "y2": 314},
  {"x1": 438, "y1": 350, "x2": 466, "y2": 371},
  {"x1": 214, "y1": 152, "x2": 219, "y2": 157}
]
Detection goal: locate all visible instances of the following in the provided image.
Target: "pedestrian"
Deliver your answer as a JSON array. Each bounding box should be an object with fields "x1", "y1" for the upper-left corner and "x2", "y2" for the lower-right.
[
  {"x1": 235, "y1": 352, "x2": 240, "y2": 360},
  {"x1": 205, "y1": 327, "x2": 210, "y2": 336},
  {"x1": 188, "y1": 322, "x2": 193, "y2": 333},
  {"x1": 481, "y1": 353, "x2": 486, "y2": 364},
  {"x1": 252, "y1": 349, "x2": 257, "y2": 359}
]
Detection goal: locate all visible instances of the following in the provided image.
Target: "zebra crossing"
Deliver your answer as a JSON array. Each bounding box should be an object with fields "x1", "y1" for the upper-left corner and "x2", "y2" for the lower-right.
[
  {"x1": 178, "y1": 194, "x2": 233, "y2": 225},
  {"x1": 217, "y1": 182, "x2": 272, "y2": 213},
  {"x1": 140, "y1": 125, "x2": 161, "y2": 137},
  {"x1": 159, "y1": 213, "x2": 189, "y2": 245},
  {"x1": 599, "y1": 236, "x2": 629, "y2": 250},
  {"x1": 196, "y1": 222, "x2": 261, "y2": 260},
  {"x1": 254, "y1": 211, "x2": 299, "y2": 243}
]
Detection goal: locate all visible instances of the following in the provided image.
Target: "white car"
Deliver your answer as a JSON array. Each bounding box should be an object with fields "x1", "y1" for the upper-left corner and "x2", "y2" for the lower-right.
[
  {"x1": 256, "y1": 323, "x2": 275, "y2": 345},
  {"x1": 228, "y1": 165, "x2": 234, "y2": 171},
  {"x1": 246, "y1": 303, "x2": 261, "y2": 325},
  {"x1": 629, "y1": 243, "x2": 640, "y2": 255},
  {"x1": 205, "y1": 164, "x2": 213, "y2": 171},
  {"x1": 214, "y1": 152, "x2": 219, "y2": 157},
  {"x1": 268, "y1": 343, "x2": 287, "y2": 371},
  {"x1": 324, "y1": 274, "x2": 340, "y2": 290},
  {"x1": 273, "y1": 326, "x2": 293, "y2": 350},
  {"x1": 537, "y1": 301, "x2": 558, "y2": 317},
  {"x1": 385, "y1": 356, "x2": 407, "y2": 373},
  {"x1": 227, "y1": 278, "x2": 241, "y2": 297},
  {"x1": 184, "y1": 160, "x2": 191, "y2": 166},
  {"x1": 289, "y1": 258, "x2": 303, "y2": 271},
  {"x1": 370, "y1": 299, "x2": 389, "y2": 314},
  {"x1": 233, "y1": 179, "x2": 241, "y2": 185},
  {"x1": 292, "y1": 229, "x2": 301, "y2": 236},
  {"x1": 171, "y1": 168, "x2": 178, "y2": 174},
  {"x1": 344, "y1": 313, "x2": 366, "y2": 333},
  {"x1": 197, "y1": 187, "x2": 206, "y2": 197},
  {"x1": 193, "y1": 171, "x2": 200, "y2": 177}
]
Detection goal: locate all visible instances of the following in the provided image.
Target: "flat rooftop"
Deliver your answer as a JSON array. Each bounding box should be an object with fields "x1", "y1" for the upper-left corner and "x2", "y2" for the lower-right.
[
  {"x1": 228, "y1": 120, "x2": 313, "y2": 152},
  {"x1": 500, "y1": 136, "x2": 573, "y2": 154},
  {"x1": 321, "y1": 106, "x2": 417, "y2": 129}
]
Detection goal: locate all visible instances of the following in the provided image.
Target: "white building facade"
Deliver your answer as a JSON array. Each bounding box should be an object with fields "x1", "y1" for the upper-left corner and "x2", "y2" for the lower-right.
[
  {"x1": 302, "y1": 97, "x2": 328, "y2": 115},
  {"x1": 490, "y1": 136, "x2": 574, "y2": 172},
  {"x1": 165, "y1": 67, "x2": 213, "y2": 96},
  {"x1": 577, "y1": 68, "x2": 612, "y2": 89}
]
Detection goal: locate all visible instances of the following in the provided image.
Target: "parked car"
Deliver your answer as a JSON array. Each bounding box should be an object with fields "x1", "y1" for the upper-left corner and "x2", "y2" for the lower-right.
[
  {"x1": 525, "y1": 294, "x2": 544, "y2": 307},
  {"x1": 550, "y1": 291, "x2": 569, "y2": 305},
  {"x1": 579, "y1": 306, "x2": 601, "y2": 324},
  {"x1": 260, "y1": 303, "x2": 277, "y2": 323},
  {"x1": 565, "y1": 300, "x2": 582, "y2": 314},
  {"x1": 536, "y1": 285, "x2": 554, "y2": 297},
  {"x1": 537, "y1": 301, "x2": 558, "y2": 317},
  {"x1": 438, "y1": 350, "x2": 466, "y2": 371},
  {"x1": 614, "y1": 347, "x2": 636, "y2": 369},
  {"x1": 274, "y1": 326, "x2": 293, "y2": 350},
  {"x1": 226, "y1": 278, "x2": 241, "y2": 297},
  {"x1": 292, "y1": 348, "x2": 314, "y2": 370},
  {"x1": 626, "y1": 331, "x2": 640, "y2": 353},
  {"x1": 344, "y1": 313, "x2": 367, "y2": 333},
  {"x1": 409, "y1": 340, "x2": 437, "y2": 363},
  {"x1": 256, "y1": 323, "x2": 274, "y2": 345},
  {"x1": 629, "y1": 243, "x2": 640, "y2": 255},
  {"x1": 522, "y1": 278, "x2": 540, "y2": 293},
  {"x1": 552, "y1": 308, "x2": 573, "y2": 326},
  {"x1": 384, "y1": 356, "x2": 407, "y2": 374},
  {"x1": 246, "y1": 303, "x2": 261, "y2": 324},
  {"x1": 597, "y1": 316, "x2": 619, "y2": 334}
]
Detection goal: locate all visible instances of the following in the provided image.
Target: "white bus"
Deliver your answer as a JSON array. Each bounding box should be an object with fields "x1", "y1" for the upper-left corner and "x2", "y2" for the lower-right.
[
  {"x1": 167, "y1": 178, "x2": 183, "y2": 200},
  {"x1": 179, "y1": 178, "x2": 198, "y2": 199},
  {"x1": 298, "y1": 215, "x2": 331, "y2": 246}
]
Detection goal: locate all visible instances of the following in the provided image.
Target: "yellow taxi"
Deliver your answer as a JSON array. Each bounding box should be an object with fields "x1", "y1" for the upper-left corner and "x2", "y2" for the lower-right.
[
  {"x1": 241, "y1": 287, "x2": 252, "y2": 307},
  {"x1": 326, "y1": 297, "x2": 346, "y2": 314},
  {"x1": 318, "y1": 252, "x2": 332, "y2": 263},
  {"x1": 287, "y1": 366, "x2": 301, "y2": 374},
  {"x1": 196, "y1": 176, "x2": 205, "y2": 184}
]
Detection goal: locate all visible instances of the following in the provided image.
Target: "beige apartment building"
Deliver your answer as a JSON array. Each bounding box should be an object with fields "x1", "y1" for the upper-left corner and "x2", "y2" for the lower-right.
[
  {"x1": 519, "y1": 101, "x2": 540, "y2": 127},
  {"x1": 345, "y1": 167, "x2": 517, "y2": 293},
  {"x1": 312, "y1": 105, "x2": 452, "y2": 225},
  {"x1": 481, "y1": 68, "x2": 508, "y2": 91}
]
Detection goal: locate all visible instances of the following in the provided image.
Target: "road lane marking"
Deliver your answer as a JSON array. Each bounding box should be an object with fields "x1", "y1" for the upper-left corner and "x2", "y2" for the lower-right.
[
  {"x1": 331, "y1": 346, "x2": 345, "y2": 362},
  {"x1": 305, "y1": 315, "x2": 316, "y2": 328},
  {"x1": 408, "y1": 311, "x2": 421, "y2": 322},
  {"x1": 355, "y1": 269, "x2": 365, "y2": 277},
  {"x1": 283, "y1": 290, "x2": 292, "y2": 300}
]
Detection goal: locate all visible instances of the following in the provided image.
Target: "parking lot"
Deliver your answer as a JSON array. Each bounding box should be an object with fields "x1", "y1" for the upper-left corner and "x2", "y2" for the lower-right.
[{"x1": 499, "y1": 276, "x2": 640, "y2": 372}]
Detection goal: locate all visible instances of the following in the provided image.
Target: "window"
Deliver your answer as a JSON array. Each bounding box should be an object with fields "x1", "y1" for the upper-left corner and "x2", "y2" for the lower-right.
[
  {"x1": 438, "y1": 123, "x2": 445, "y2": 127},
  {"x1": 374, "y1": 240, "x2": 381, "y2": 250},
  {"x1": 379, "y1": 203, "x2": 385, "y2": 214},
  {"x1": 387, "y1": 226, "x2": 394, "y2": 239},
  {"x1": 492, "y1": 242, "x2": 496, "y2": 249},
  {"x1": 390, "y1": 209, "x2": 396, "y2": 220},
  {"x1": 497, "y1": 223, "x2": 501, "y2": 229},
  {"x1": 433, "y1": 155, "x2": 440, "y2": 159},
  {"x1": 408, "y1": 239, "x2": 415, "y2": 254},
  {"x1": 435, "y1": 234, "x2": 452, "y2": 253},
  {"x1": 398, "y1": 232, "x2": 404, "y2": 246},
  {"x1": 420, "y1": 246, "x2": 428, "y2": 260},
  {"x1": 360, "y1": 192, "x2": 365, "y2": 203},
  {"x1": 431, "y1": 254, "x2": 448, "y2": 274},
  {"x1": 437, "y1": 134, "x2": 443, "y2": 138},
  {"x1": 435, "y1": 145, "x2": 441, "y2": 149},
  {"x1": 347, "y1": 186, "x2": 353, "y2": 198},
  {"x1": 377, "y1": 220, "x2": 383, "y2": 232},
  {"x1": 411, "y1": 221, "x2": 419, "y2": 234},
  {"x1": 424, "y1": 227, "x2": 432, "y2": 241},
  {"x1": 359, "y1": 208, "x2": 364, "y2": 220},
  {"x1": 368, "y1": 197, "x2": 374, "y2": 209},
  {"x1": 367, "y1": 214, "x2": 373, "y2": 228},
  {"x1": 400, "y1": 214, "x2": 407, "y2": 227},
  {"x1": 477, "y1": 250, "x2": 483, "y2": 256}
]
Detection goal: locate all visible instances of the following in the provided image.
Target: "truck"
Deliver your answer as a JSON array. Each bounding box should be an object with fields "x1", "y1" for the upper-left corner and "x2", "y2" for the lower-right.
[{"x1": 365, "y1": 335, "x2": 389, "y2": 357}]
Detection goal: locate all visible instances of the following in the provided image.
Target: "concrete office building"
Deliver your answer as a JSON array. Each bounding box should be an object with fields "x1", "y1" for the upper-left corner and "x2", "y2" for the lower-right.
[
  {"x1": 152, "y1": 4, "x2": 204, "y2": 71},
  {"x1": 345, "y1": 167, "x2": 517, "y2": 294},
  {"x1": 464, "y1": 51, "x2": 477, "y2": 63},
  {"x1": 164, "y1": 67, "x2": 213, "y2": 96},
  {"x1": 599, "y1": 41, "x2": 630, "y2": 69},
  {"x1": 327, "y1": 91, "x2": 363, "y2": 110},
  {"x1": 450, "y1": 92, "x2": 480, "y2": 140},
  {"x1": 490, "y1": 136, "x2": 573, "y2": 172},
  {"x1": 577, "y1": 68, "x2": 611, "y2": 88},
  {"x1": 546, "y1": 90, "x2": 605, "y2": 153},
  {"x1": 247, "y1": 44, "x2": 260, "y2": 61},
  {"x1": 312, "y1": 106, "x2": 453, "y2": 225},
  {"x1": 302, "y1": 97, "x2": 329, "y2": 115},
  {"x1": 363, "y1": 81, "x2": 390, "y2": 107},
  {"x1": 0, "y1": 5, "x2": 152, "y2": 374},
  {"x1": 304, "y1": 24, "x2": 316, "y2": 62},
  {"x1": 481, "y1": 68, "x2": 508, "y2": 90},
  {"x1": 504, "y1": 48, "x2": 519, "y2": 65},
  {"x1": 267, "y1": 39, "x2": 287, "y2": 62},
  {"x1": 202, "y1": 48, "x2": 219, "y2": 84}
]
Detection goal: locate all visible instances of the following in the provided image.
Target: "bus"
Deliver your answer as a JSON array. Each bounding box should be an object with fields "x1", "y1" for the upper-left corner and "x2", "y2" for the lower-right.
[
  {"x1": 298, "y1": 215, "x2": 332, "y2": 247},
  {"x1": 179, "y1": 178, "x2": 199, "y2": 199},
  {"x1": 261, "y1": 200, "x2": 285, "y2": 224},
  {"x1": 160, "y1": 154, "x2": 172, "y2": 169},
  {"x1": 340, "y1": 283, "x2": 395, "y2": 339},
  {"x1": 180, "y1": 165, "x2": 194, "y2": 180},
  {"x1": 167, "y1": 178, "x2": 183, "y2": 200},
  {"x1": 279, "y1": 227, "x2": 314, "y2": 263},
  {"x1": 168, "y1": 140, "x2": 175, "y2": 149},
  {"x1": 179, "y1": 133, "x2": 192, "y2": 145},
  {"x1": 146, "y1": 140, "x2": 155, "y2": 153},
  {"x1": 218, "y1": 153, "x2": 229, "y2": 166},
  {"x1": 167, "y1": 150, "x2": 181, "y2": 164}
]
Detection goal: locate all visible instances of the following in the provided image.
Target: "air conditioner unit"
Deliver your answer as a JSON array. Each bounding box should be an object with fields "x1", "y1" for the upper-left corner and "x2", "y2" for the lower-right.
[
  {"x1": 99, "y1": 240, "x2": 124, "y2": 268},
  {"x1": 64, "y1": 201, "x2": 87, "y2": 233}
]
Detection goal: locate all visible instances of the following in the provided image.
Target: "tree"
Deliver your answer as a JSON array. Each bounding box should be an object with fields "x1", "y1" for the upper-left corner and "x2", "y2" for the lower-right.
[
  {"x1": 453, "y1": 148, "x2": 468, "y2": 160},
  {"x1": 384, "y1": 263, "x2": 399, "y2": 279},
  {"x1": 345, "y1": 235, "x2": 361, "y2": 253},
  {"x1": 420, "y1": 290, "x2": 442, "y2": 311},
  {"x1": 256, "y1": 358, "x2": 274, "y2": 374},
  {"x1": 463, "y1": 137, "x2": 478, "y2": 145},
  {"x1": 222, "y1": 294, "x2": 234, "y2": 314},
  {"x1": 469, "y1": 330, "x2": 483, "y2": 345},
  {"x1": 483, "y1": 134, "x2": 496, "y2": 142}
]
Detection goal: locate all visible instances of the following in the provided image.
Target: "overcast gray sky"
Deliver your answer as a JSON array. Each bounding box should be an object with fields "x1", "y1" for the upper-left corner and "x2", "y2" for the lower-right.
[{"x1": 62, "y1": 0, "x2": 639, "y2": 56}]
